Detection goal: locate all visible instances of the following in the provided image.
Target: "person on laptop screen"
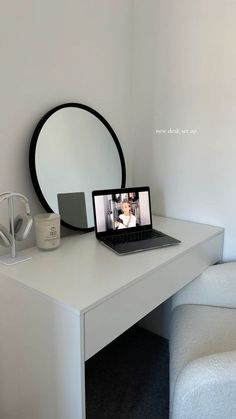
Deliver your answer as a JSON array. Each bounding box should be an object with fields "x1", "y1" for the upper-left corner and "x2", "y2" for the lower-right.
[{"x1": 115, "y1": 199, "x2": 136, "y2": 229}]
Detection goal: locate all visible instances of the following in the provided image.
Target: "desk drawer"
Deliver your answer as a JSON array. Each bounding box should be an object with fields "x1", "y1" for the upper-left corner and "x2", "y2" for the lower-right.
[{"x1": 84, "y1": 234, "x2": 223, "y2": 360}]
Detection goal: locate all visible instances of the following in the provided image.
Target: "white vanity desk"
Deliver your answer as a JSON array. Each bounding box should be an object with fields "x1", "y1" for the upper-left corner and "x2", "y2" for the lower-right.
[{"x1": 0, "y1": 216, "x2": 224, "y2": 419}]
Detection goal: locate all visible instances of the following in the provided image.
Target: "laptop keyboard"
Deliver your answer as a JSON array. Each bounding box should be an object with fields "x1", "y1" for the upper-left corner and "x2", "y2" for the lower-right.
[{"x1": 103, "y1": 229, "x2": 165, "y2": 246}]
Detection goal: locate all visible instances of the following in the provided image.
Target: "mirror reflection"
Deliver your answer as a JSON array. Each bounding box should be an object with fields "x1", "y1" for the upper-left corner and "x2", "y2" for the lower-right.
[{"x1": 29, "y1": 104, "x2": 126, "y2": 230}]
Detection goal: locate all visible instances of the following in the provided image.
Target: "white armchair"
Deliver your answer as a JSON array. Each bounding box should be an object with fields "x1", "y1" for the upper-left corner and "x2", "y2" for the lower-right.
[{"x1": 170, "y1": 262, "x2": 236, "y2": 419}]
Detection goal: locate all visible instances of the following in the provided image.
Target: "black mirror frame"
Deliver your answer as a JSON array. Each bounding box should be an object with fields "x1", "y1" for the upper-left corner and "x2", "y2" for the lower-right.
[{"x1": 29, "y1": 103, "x2": 126, "y2": 232}]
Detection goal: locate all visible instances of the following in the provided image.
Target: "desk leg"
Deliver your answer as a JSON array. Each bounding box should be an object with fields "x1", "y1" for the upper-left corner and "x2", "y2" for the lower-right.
[{"x1": 0, "y1": 275, "x2": 86, "y2": 419}]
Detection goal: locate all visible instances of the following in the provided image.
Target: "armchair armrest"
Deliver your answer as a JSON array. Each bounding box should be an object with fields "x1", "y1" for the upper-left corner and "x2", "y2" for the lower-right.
[
  {"x1": 171, "y1": 350, "x2": 236, "y2": 419},
  {"x1": 172, "y1": 262, "x2": 236, "y2": 311}
]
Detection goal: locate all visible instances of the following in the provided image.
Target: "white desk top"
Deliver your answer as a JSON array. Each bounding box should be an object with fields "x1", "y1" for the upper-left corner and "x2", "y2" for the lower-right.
[{"x1": 0, "y1": 216, "x2": 223, "y2": 313}]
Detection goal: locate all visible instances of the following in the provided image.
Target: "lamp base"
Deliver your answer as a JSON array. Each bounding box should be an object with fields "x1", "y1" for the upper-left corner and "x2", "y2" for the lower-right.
[{"x1": 0, "y1": 254, "x2": 32, "y2": 265}]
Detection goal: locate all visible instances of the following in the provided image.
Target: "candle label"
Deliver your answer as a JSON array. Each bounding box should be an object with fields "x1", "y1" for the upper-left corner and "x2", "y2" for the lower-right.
[
  {"x1": 35, "y1": 222, "x2": 60, "y2": 249},
  {"x1": 43, "y1": 226, "x2": 59, "y2": 242}
]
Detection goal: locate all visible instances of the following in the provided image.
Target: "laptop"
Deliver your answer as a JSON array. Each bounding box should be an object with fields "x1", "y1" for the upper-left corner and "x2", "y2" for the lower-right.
[{"x1": 92, "y1": 186, "x2": 181, "y2": 255}]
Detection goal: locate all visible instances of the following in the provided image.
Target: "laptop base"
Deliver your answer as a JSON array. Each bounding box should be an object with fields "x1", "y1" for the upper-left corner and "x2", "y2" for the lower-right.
[{"x1": 101, "y1": 230, "x2": 181, "y2": 255}]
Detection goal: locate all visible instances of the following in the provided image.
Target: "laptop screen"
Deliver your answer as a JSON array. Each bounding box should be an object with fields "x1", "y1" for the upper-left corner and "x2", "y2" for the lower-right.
[{"x1": 92, "y1": 187, "x2": 152, "y2": 237}]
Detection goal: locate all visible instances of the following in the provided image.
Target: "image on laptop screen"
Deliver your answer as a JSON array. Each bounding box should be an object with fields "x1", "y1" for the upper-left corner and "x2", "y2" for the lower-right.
[{"x1": 94, "y1": 189, "x2": 151, "y2": 234}]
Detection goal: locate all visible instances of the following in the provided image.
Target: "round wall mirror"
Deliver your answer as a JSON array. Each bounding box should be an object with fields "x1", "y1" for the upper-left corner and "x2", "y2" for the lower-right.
[{"x1": 29, "y1": 103, "x2": 126, "y2": 231}]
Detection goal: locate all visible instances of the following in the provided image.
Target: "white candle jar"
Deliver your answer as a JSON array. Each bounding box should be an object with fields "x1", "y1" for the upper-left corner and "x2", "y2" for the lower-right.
[{"x1": 34, "y1": 213, "x2": 60, "y2": 250}]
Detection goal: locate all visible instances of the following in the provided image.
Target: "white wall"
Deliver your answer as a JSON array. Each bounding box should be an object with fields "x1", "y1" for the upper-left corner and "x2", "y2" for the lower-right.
[
  {"x1": 132, "y1": 0, "x2": 236, "y2": 262},
  {"x1": 133, "y1": 0, "x2": 236, "y2": 338},
  {"x1": 0, "y1": 0, "x2": 133, "y2": 255},
  {"x1": 3, "y1": 1, "x2": 234, "y2": 259}
]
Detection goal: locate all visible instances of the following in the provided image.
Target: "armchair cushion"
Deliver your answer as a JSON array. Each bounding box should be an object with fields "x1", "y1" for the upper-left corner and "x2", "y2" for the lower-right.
[
  {"x1": 170, "y1": 304, "x2": 236, "y2": 417},
  {"x1": 172, "y1": 350, "x2": 236, "y2": 419},
  {"x1": 172, "y1": 262, "x2": 236, "y2": 311}
]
